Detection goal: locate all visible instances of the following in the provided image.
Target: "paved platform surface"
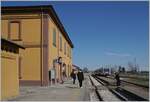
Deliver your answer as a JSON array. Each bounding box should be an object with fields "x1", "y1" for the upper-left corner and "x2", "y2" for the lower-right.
[{"x1": 9, "y1": 75, "x2": 91, "y2": 101}]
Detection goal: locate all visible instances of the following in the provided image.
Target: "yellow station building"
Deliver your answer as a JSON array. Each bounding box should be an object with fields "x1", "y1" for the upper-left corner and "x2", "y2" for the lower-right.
[{"x1": 1, "y1": 5, "x2": 74, "y2": 86}]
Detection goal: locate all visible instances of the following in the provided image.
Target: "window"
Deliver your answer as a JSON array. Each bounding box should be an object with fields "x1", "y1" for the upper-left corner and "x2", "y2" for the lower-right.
[
  {"x1": 53, "y1": 28, "x2": 56, "y2": 47},
  {"x1": 64, "y1": 42, "x2": 66, "y2": 55},
  {"x1": 70, "y1": 47, "x2": 71, "y2": 58},
  {"x1": 9, "y1": 21, "x2": 21, "y2": 40},
  {"x1": 59, "y1": 35, "x2": 62, "y2": 51},
  {"x1": 70, "y1": 49, "x2": 72, "y2": 58},
  {"x1": 67, "y1": 45, "x2": 69, "y2": 57},
  {"x1": 69, "y1": 47, "x2": 71, "y2": 58}
]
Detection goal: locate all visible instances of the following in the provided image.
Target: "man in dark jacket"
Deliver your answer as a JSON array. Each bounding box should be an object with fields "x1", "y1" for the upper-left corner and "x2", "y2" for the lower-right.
[
  {"x1": 115, "y1": 72, "x2": 121, "y2": 86},
  {"x1": 77, "y1": 71, "x2": 84, "y2": 88}
]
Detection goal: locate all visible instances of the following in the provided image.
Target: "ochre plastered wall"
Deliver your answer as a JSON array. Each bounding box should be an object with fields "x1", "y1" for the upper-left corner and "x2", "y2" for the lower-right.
[
  {"x1": 1, "y1": 14, "x2": 42, "y2": 83},
  {"x1": 1, "y1": 13, "x2": 73, "y2": 85},
  {"x1": 20, "y1": 48, "x2": 41, "y2": 80},
  {"x1": 59, "y1": 31, "x2": 72, "y2": 77},
  {"x1": 1, "y1": 20, "x2": 9, "y2": 39},
  {"x1": 20, "y1": 18, "x2": 41, "y2": 81},
  {"x1": 47, "y1": 15, "x2": 73, "y2": 80},
  {"x1": 48, "y1": 17, "x2": 60, "y2": 80},
  {"x1": 1, "y1": 51, "x2": 19, "y2": 100}
]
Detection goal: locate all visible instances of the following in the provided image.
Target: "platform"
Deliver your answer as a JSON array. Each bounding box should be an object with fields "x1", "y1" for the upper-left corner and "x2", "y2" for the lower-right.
[{"x1": 9, "y1": 74, "x2": 91, "y2": 101}]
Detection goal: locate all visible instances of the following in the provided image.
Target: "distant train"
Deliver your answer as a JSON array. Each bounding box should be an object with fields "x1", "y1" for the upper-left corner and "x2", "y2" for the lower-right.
[{"x1": 94, "y1": 68, "x2": 111, "y2": 77}]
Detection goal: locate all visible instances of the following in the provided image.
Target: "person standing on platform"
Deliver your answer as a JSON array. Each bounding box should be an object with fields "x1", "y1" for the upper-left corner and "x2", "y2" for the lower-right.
[
  {"x1": 115, "y1": 72, "x2": 121, "y2": 86},
  {"x1": 77, "y1": 70, "x2": 84, "y2": 88},
  {"x1": 70, "y1": 70, "x2": 76, "y2": 84},
  {"x1": 61, "y1": 64, "x2": 66, "y2": 84}
]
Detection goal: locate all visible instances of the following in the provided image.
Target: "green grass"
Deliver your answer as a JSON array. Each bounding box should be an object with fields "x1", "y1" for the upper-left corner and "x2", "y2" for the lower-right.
[
  {"x1": 119, "y1": 73, "x2": 149, "y2": 87},
  {"x1": 120, "y1": 73, "x2": 149, "y2": 80},
  {"x1": 121, "y1": 77, "x2": 149, "y2": 87}
]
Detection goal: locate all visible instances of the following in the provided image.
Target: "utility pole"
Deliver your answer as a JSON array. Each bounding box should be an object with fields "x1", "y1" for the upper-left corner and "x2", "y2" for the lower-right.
[{"x1": 134, "y1": 57, "x2": 137, "y2": 72}]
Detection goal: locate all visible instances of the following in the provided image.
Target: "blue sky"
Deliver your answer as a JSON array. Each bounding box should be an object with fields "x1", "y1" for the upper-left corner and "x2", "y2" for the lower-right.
[{"x1": 2, "y1": 1, "x2": 149, "y2": 71}]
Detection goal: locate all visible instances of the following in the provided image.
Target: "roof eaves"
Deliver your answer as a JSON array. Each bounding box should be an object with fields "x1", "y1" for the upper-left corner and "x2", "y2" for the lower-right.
[{"x1": 1, "y1": 38, "x2": 25, "y2": 49}]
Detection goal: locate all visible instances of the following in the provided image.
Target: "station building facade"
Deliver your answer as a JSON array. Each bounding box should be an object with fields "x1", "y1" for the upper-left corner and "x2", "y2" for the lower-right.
[{"x1": 1, "y1": 5, "x2": 74, "y2": 86}]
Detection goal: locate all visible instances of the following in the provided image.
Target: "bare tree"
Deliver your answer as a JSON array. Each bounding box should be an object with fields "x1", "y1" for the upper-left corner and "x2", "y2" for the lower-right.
[{"x1": 136, "y1": 64, "x2": 140, "y2": 72}]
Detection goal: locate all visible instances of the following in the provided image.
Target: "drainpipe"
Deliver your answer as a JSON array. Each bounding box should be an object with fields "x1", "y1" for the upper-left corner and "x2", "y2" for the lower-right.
[{"x1": 40, "y1": 7, "x2": 43, "y2": 86}]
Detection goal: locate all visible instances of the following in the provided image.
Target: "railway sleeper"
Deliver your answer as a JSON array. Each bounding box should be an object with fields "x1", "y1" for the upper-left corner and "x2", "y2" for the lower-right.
[
  {"x1": 93, "y1": 75, "x2": 149, "y2": 101},
  {"x1": 114, "y1": 87, "x2": 148, "y2": 101},
  {"x1": 90, "y1": 75, "x2": 121, "y2": 101}
]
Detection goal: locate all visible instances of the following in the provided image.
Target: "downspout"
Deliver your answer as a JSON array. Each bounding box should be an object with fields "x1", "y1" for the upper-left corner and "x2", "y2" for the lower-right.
[
  {"x1": 40, "y1": 7, "x2": 43, "y2": 86},
  {"x1": 57, "y1": 27, "x2": 60, "y2": 82}
]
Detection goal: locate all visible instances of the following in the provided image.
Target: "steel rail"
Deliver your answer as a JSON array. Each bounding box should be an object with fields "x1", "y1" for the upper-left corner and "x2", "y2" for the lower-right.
[{"x1": 92, "y1": 75, "x2": 148, "y2": 101}]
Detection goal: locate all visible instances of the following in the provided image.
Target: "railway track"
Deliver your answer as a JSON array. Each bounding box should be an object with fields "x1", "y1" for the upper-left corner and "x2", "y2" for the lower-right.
[
  {"x1": 94, "y1": 74, "x2": 149, "y2": 88},
  {"x1": 107, "y1": 75, "x2": 149, "y2": 88},
  {"x1": 91, "y1": 75, "x2": 149, "y2": 101}
]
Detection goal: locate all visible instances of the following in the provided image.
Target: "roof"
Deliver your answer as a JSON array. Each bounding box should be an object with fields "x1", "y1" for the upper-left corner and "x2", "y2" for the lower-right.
[
  {"x1": 1, "y1": 5, "x2": 74, "y2": 48},
  {"x1": 73, "y1": 64, "x2": 82, "y2": 71},
  {"x1": 1, "y1": 37, "x2": 25, "y2": 49}
]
